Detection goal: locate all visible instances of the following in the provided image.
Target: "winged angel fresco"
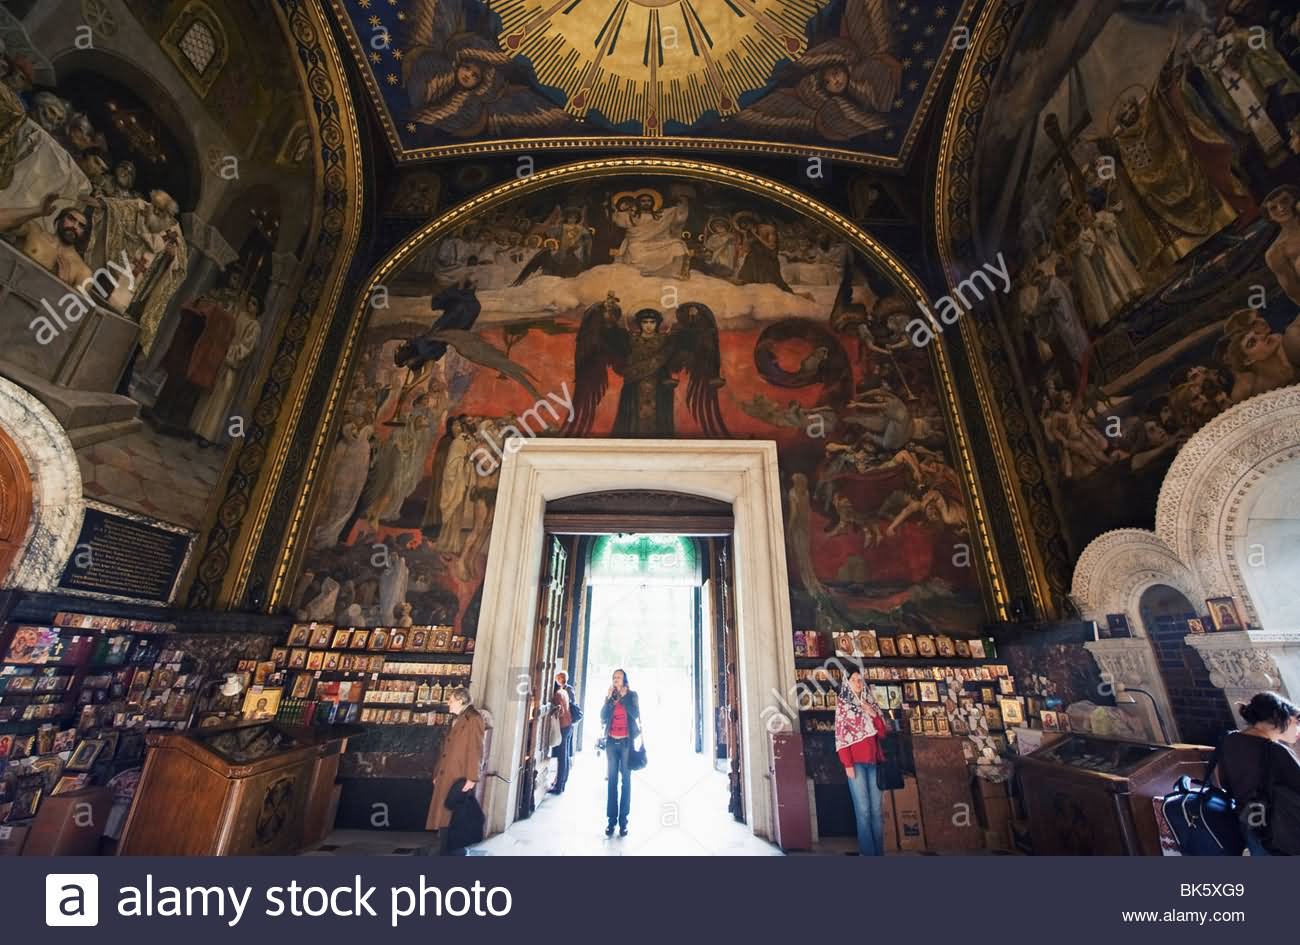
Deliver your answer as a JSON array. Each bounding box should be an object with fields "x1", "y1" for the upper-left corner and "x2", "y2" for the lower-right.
[
  {"x1": 400, "y1": 0, "x2": 579, "y2": 138},
  {"x1": 727, "y1": 0, "x2": 902, "y2": 142},
  {"x1": 568, "y1": 294, "x2": 728, "y2": 438}
]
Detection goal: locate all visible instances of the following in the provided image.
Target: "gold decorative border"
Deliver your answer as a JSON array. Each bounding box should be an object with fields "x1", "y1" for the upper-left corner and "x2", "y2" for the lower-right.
[
  {"x1": 324, "y1": 0, "x2": 977, "y2": 171},
  {"x1": 268, "y1": 156, "x2": 1009, "y2": 618},
  {"x1": 933, "y1": 0, "x2": 1058, "y2": 616},
  {"x1": 195, "y1": 0, "x2": 365, "y2": 608}
]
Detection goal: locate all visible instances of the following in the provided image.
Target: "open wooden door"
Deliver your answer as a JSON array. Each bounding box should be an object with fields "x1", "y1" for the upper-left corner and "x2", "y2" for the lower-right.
[
  {"x1": 705, "y1": 536, "x2": 744, "y2": 823},
  {"x1": 515, "y1": 535, "x2": 569, "y2": 821}
]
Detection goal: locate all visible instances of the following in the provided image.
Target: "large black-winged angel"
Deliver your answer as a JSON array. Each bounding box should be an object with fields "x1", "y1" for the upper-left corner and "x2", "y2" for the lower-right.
[
  {"x1": 567, "y1": 296, "x2": 729, "y2": 438},
  {"x1": 400, "y1": 0, "x2": 579, "y2": 138}
]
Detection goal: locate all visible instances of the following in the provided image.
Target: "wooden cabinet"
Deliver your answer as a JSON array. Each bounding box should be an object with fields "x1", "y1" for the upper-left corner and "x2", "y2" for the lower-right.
[
  {"x1": 1016, "y1": 734, "x2": 1210, "y2": 855},
  {"x1": 118, "y1": 722, "x2": 355, "y2": 855}
]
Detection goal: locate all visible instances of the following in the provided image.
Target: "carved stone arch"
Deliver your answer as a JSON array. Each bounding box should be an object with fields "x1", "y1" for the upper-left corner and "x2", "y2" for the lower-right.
[
  {"x1": 0, "y1": 378, "x2": 83, "y2": 590},
  {"x1": 1156, "y1": 387, "x2": 1300, "y2": 629},
  {"x1": 1070, "y1": 528, "x2": 1201, "y2": 636}
]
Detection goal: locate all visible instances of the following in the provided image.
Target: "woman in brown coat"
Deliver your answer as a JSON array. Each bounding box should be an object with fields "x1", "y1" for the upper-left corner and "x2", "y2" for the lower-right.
[{"x1": 426, "y1": 687, "x2": 486, "y2": 844}]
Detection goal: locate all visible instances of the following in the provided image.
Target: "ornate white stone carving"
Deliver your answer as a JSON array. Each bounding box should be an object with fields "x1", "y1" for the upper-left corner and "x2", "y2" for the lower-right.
[
  {"x1": 0, "y1": 378, "x2": 82, "y2": 589},
  {"x1": 1185, "y1": 632, "x2": 1282, "y2": 691},
  {"x1": 1156, "y1": 386, "x2": 1300, "y2": 628},
  {"x1": 1084, "y1": 638, "x2": 1179, "y2": 741},
  {"x1": 1070, "y1": 528, "x2": 1200, "y2": 633}
]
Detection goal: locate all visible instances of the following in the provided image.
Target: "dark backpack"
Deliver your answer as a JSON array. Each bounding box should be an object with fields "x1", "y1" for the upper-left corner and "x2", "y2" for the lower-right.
[
  {"x1": 565, "y1": 685, "x2": 582, "y2": 723},
  {"x1": 1159, "y1": 749, "x2": 1245, "y2": 856}
]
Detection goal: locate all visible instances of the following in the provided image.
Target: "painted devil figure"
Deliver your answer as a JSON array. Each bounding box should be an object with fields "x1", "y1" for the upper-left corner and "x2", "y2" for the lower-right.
[{"x1": 567, "y1": 292, "x2": 728, "y2": 437}]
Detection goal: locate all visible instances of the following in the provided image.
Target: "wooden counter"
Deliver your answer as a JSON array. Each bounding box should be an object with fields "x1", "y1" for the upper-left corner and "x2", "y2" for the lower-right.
[{"x1": 117, "y1": 722, "x2": 359, "y2": 855}]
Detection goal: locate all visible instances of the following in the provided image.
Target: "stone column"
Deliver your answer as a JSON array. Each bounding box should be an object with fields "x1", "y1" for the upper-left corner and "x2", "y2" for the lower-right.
[
  {"x1": 1185, "y1": 631, "x2": 1300, "y2": 726},
  {"x1": 1084, "y1": 638, "x2": 1177, "y2": 742}
]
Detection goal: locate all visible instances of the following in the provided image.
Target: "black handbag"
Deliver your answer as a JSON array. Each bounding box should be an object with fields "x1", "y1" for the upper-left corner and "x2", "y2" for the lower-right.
[
  {"x1": 876, "y1": 731, "x2": 904, "y2": 791},
  {"x1": 629, "y1": 735, "x2": 648, "y2": 771},
  {"x1": 1159, "y1": 749, "x2": 1245, "y2": 856}
]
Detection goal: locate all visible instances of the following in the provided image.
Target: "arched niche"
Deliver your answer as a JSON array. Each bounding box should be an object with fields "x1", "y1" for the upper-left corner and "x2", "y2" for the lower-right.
[
  {"x1": 0, "y1": 378, "x2": 83, "y2": 590},
  {"x1": 1137, "y1": 584, "x2": 1235, "y2": 746},
  {"x1": 1070, "y1": 529, "x2": 1200, "y2": 636},
  {"x1": 1156, "y1": 386, "x2": 1300, "y2": 630},
  {"x1": 1237, "y1": 453, "x2": 1300, "y2": 635}
]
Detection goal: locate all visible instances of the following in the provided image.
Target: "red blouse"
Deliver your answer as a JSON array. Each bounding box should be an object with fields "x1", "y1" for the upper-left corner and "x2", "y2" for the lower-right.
[
  {"x1": 609, "y1": 701, "x2": 629, "y2": 738},
  {"x1": 837, "y1": 714, "x2": 888, "y2": 767}
]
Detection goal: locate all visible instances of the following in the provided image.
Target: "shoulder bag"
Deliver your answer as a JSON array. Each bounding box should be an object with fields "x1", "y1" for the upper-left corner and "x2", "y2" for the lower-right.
[{"x1": 1159, "y1": 746, "x2": 1245, "y2": 856}]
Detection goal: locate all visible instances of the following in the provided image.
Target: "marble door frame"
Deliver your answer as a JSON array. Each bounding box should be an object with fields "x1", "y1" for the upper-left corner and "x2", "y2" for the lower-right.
[{"x1": 470, "y1": 438, "x2": 796, "y2": 841}]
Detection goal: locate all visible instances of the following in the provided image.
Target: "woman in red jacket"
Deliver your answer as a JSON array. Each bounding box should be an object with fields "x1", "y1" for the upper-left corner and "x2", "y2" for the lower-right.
[{"x1": 836, "y1": 670, "x2": 889, "y2": 855}]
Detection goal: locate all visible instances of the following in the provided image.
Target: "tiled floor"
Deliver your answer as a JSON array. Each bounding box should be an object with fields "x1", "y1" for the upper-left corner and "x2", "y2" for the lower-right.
[{"x1": 77, "y1": 426, "x2": 226, "y2": 529}]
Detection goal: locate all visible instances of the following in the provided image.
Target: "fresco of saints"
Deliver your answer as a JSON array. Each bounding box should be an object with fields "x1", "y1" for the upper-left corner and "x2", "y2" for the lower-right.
[
  {"x1": 568, "y1": 293, "x2": 727, "y2": 437},
  {"x1": 608, "y1": 189, "x2": 690, "y2": 278}
]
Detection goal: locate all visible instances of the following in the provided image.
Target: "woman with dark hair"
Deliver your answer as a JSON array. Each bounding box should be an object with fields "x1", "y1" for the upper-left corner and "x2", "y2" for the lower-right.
[
  {"x1": 1219, "y1": 692, "x2": 1300, "y2": 855},
  {"x1": 599, "y1": 668, "x2": 640, "y2": 837},
  {"x1": 835, "y1": 670, "x2": 889, "y2": 855}
]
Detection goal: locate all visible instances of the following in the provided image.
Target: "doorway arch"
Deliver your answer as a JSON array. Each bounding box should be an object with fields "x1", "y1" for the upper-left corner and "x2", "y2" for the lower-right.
[
  {"x1": 1138, "y1": 585, "x2": 1235, "y2": 746},
  {"x1": 470, "y1": 438, "x2": 794, "y2": 841}
]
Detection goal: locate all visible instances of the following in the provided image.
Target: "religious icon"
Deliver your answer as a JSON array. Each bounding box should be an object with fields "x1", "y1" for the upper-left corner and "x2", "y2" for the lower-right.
[
  {"x1": 855, "y1": 629, "x2": 880, "y2": 658},
  {"x1": 879, "y1": 636, "x2": 898, "y2": 658},
  {"x1": 896, "y1": 634, "x2": 917, "y2": 657},
  {"x1": 331, "y1": 629, "x2": 353, "y2": 649},
  {"x1": 308, "y1": 625, "x2": 333, "y2": 648},
  {"x1": 1205, "y1": 597, "x2": 1244, "y2": 632},
  {"x1": 66, "y1": 739, "x2": 106, "y2": 772},
  {"x1": 241, "y1": 689, "x2": 281, "y2": 721},
  {"x1": 999, "y1": 697, "x2": 1025, "y2": 727}
]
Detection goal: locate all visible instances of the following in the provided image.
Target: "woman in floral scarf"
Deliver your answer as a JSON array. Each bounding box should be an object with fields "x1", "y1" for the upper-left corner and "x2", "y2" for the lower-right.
[{"x1": 836, "y1": 670, "x2": 890, "y2": 855}]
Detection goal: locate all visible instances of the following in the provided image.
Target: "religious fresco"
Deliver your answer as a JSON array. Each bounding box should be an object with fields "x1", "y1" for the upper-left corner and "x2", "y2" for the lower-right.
[
  {"x1": 296, "y1": 176, "x2": 984, "y2": 638},
  {"x1": 969, "y1": 0, "x2": 1300, "y2": 554},
  {"x1": 0, "y1": 1, "x2": 314, "y2": 531},
  {"x1": 331, "y1": 0, "x2": 975, "y2": 165}
]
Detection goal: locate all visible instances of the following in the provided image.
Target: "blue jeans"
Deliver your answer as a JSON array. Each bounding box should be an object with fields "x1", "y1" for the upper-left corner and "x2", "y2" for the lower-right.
[
  {"x1": 553, "y1": 726, "x2": 572, "y2": 792},
  {"x1": 606, "y1": 736, "x2": 631, "y2": 828},
  {"x1": 846, "y1": 762, "x2": 884, "y2": 855}
]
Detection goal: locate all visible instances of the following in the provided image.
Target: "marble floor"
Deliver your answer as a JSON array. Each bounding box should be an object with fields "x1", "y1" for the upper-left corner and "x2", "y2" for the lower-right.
[
  {"x1": 478, "y1": 746, "x2": 782, "y2": 857},
  {"x1": 77, "y1": 426, "x2": 227, "y2": 530}
]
